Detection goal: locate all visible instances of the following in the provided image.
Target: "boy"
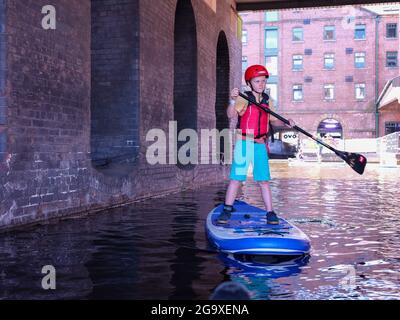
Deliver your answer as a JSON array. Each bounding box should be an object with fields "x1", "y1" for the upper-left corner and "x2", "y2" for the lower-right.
[{"x1": 218, "y1": 65, "x2": 295, "y2": 225}]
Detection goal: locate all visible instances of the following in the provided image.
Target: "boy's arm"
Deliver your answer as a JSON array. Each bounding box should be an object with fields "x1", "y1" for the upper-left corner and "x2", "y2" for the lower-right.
[
  {"x1": 226, "y1": 101, "x2": 237, "y2": 119},
  {"x1": 227, "y1": 89, "x2": 248, "y2": 118},
  {"x1": 268, "y1": 100, "x2": 282, "y2": 126},
  {"x1": 268, "y1": 100, "x2": 296, "y2": 128},
  {"x1": 235, "y1": 95, "x2": 248, "y2": 116}
]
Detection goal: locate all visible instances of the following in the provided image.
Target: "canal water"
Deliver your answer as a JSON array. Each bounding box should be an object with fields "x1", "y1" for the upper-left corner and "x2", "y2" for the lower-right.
[{"x1": 0, "y1": 162, "x2": 399, "y2": 300}]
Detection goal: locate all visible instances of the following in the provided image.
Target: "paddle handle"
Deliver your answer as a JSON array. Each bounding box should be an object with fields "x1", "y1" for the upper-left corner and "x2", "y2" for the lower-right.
[{"x1": 238, "y1": 93, "x2": 338, "y2": 154}]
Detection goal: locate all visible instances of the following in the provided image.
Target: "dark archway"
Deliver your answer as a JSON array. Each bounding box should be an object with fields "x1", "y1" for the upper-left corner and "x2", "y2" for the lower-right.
[
  {"x1": 215, "y1": 31, "x2": 230, "y2": 164},
  {"x1": 174, "y1": 0, "x2": 198, "y2": 170},
  {"x1": 90, "y1": 0, "x2": 140, "y2": 173}
]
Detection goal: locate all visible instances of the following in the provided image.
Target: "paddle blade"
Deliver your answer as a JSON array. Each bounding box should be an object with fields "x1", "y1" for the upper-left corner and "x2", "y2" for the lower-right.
[{"x1": 336, "y1": 151, "x2": 367, "y2": 175}]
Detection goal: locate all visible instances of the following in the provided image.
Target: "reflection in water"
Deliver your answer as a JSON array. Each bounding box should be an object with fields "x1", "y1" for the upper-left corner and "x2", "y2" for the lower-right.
[
  {"x1": 169, "y1": 197, "x2": 203, "y2": 300},
  {"x1": 221, "y1": 254, "x2": 310, "y2": 300},
  {"x1": 0, "y1": 163, "x2": 399, "y2": 299}
]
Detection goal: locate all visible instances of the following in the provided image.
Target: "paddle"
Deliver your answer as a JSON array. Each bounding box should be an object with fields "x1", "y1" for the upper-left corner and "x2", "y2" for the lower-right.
[{"x1": 238, "y1": 92, "x2": 368, "y2": 175}]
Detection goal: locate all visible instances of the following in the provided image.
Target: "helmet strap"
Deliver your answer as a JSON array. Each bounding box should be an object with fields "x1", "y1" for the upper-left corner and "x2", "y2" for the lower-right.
[{"x1": 247, "y1": 81, "x2": 263, "y2": 97}]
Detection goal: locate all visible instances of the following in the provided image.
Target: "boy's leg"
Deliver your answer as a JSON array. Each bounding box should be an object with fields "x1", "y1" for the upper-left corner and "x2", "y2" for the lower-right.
[
  {"x1": 218, "y1": 140, "x2": 251, "y2": 224},
  {"x1": 259, "y1": 181, "x2": 273, "y2": 212},
  {"x1": 253, "y1": 143, "x2": 279, "y2": 224},
  {"x1": 225, "y1": 180, "x2": 241, "y2": 206},
  {"x1": 217, "y1": 180, "x2": 241, "y2": 224},
  {"x1": 259, "y1": 181, "x2": 279, "y2": 225}
]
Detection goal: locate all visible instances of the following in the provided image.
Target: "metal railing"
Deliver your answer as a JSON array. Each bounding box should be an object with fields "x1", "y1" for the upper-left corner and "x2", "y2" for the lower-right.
[
  {"x1": 377, "y1": 131, "x2": 400, "y2": 153},
  {"x1": 377, "y1": 131, "x2": 400, "y2": 167}
]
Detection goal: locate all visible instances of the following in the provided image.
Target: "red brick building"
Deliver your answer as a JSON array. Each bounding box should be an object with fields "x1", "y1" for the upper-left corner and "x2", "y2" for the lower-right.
[{"x1": 240, "y1": 5, "x2": 400, "y2": 140}]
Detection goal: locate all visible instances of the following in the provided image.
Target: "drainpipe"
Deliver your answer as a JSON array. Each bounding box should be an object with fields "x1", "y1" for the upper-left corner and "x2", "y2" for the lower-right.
[{"x1": 375, "y1": 15, "x2": 381, "y2": 138}]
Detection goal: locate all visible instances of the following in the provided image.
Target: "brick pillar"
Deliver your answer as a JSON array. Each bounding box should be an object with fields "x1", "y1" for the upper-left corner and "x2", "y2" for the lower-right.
[{"x1": 91, "y1": 0, "x2": 140, "y2": 168}]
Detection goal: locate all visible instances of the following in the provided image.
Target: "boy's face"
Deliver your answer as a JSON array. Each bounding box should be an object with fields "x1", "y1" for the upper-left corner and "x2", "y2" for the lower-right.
[{"x1": 249, "y1": 76, "x2": 267, "y2": 94}]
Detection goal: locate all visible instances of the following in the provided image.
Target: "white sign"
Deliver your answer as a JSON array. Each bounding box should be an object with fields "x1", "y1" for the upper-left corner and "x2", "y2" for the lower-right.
[{"x1": 282, "y1": 131, "x2": 298, "y2": 145}]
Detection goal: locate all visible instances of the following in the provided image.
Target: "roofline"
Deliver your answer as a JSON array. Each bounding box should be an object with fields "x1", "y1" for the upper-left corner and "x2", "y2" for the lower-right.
[
  {"x1": 236, "y1": 0, "x2": 398, "y2": 11},
  {"x1": 377, "y1": 76, "x2": 400, "y2": 109}
]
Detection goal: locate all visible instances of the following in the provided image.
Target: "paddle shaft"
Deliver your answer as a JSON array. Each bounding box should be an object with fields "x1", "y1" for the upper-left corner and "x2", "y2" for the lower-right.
[{"x1": 238, "y1": 92, "x2": 339, "y2": 154}]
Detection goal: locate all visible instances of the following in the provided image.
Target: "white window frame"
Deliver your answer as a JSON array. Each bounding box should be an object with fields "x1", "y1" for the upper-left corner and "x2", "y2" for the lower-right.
[{"x1": 355, "y1": 83, "x2": 366, "y2": 100}]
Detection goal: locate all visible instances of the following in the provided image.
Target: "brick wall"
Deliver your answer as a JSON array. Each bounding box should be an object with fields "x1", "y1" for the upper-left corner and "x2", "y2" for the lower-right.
[
  {"x1": 91, "y1": 0, "x2": 140, "y2": 166},
  {"x1": 1, "y1": 0, "x2": 91, "y2": 228},
  {"x1": 379, "y1": 101, "x2": 400, "y2": 136},
  {"x1": 241, "y1": 6, "x2": 399, "y2": 139},
  {"x1": 0, "y1": 0, "x2": 6, "y2": 165},
  {"x1": 138, "y1": 0, "x2": 241, "y2": 192},
  {"x1": 377, "y1": 14, "x2": 399, "y2": 93},
  {"x1": 0, "y1": 0, "x2": 242, "y2": 231}
]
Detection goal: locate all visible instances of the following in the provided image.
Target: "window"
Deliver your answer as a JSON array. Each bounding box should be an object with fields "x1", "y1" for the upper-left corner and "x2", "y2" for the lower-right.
[
  {"x1": 265, "y1": 83, "x2": 278, "y2": 105},
  {"x1": 304, "y1": 76, "x2": 313, "y2": 83},
  {"x1": 355, "y1": 83, "x2": 366, "y2": 100},
  {"x1": 386, "y1": 23, "x2": 397, "y2": 38},
  {"x1": 265, "y1": 11, "x2": 278, "y2": 22},
  {"x1": 324, "y1": 84, "x2": 335, "y2": 100},
  {"x1": 355, "y1": 52, "x2": 366, "y2": 68},
  {"x1": 346, "y1": 48, "x2": 353, "y2": 54},
  {"x1": 292, "y1": 55, "x2": 303, "y2": 70},
  {"x1": 242, "y1": 30, "x2": 248, "y2": 45},
  {"x1": 293, "y1": 84, "x2": 303, "y2": 101},
  {"x1": 385, "y1": 122, "x2": 400, "y2": 135},
  {"x1": 324, "y1": 53, "x2": 335, "y2": 69},
  {"x1": 242, "y1": 56, "x2": 248, "y2": 72},
  {"x1": 292, "y1": 27, "x2": 303, "y2": 41},
  {"x1": 265, "y1": 56, "x2": 278, "y2": 76},
  {"x1": 323, "y1": 26, "x2": 335, "y2": 40},
  {"x1": 386, "y1": 51, "x2": 398, "y2": 67},
  {"x1": 304, "y1": 48, "x2": 312, "y2": 55},
  {"x1": 265, "y1": 29, "x2": 278, "y2": 49},
  {"x1": 355, "y1": 24, "x2": 366, "y2": 40}
]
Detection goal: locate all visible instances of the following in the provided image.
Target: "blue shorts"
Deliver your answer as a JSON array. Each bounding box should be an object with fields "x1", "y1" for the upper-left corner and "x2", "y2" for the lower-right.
[{"x1": 229, "y1": 139, "x2": 271, "y2": 182}]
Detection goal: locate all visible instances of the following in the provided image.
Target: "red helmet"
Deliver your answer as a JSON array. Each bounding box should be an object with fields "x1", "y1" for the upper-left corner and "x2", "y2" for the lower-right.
[{"x1": 244, "y1": 65, "x2": 269, "y2": 82}]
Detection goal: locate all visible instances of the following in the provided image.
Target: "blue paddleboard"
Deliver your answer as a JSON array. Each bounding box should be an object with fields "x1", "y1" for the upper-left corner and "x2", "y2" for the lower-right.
[{"x1": 206, "y1": 201, "x2": 311, "y2": 256}]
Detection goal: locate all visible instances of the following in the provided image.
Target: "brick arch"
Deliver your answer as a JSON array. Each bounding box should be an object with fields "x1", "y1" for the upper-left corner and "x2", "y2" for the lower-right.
[
  {"x1": 312, "y1": 114, "x2": 347, "y2": 138},
  {"x1": 90, "y1": 0, "x2": 140, "y2": 171},
  {"x1": 215, "y1": 30, "x2": 230, "y2": 163},
  {"x1": 174, "y1": 0, "x2": 198, "y2": 170}
]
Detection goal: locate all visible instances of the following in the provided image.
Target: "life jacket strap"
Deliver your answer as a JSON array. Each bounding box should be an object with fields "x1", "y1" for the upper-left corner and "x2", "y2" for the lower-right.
[{"x1": 240, "y1": 132, "x2": 268, "y2": 140}]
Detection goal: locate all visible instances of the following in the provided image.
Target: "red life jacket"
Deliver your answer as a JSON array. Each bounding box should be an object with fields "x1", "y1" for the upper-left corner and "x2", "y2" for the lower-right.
[{"x1": 238, "y1": 92, "x2": 270, "y2": 139}]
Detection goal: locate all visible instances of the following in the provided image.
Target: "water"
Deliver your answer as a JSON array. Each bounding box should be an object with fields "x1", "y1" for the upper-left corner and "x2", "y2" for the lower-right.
[{"x1": 0, "y1": 162, "x2": 400, "y2": 300}]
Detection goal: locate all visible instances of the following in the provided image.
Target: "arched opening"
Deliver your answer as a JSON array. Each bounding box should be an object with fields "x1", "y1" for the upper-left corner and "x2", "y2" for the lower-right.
[
  {"x1": 317, "y1": 118, "x2": 343, "y2": 139},
  {"x1": 174, "y1": 0, "x2": 198, "y2": 170},
  {"x1": 215, "y1": 31, "x2": 230, "y2": 164},
  {"x1": 90, "y1": 0, "x2": 140, "y2": 174}
]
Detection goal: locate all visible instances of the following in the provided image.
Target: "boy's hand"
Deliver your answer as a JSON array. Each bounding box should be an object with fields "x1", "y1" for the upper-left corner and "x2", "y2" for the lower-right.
[
  {"x1": 230, "y1": 88, "x2": 240, "y2": 100},
  {"x1": 287, "y1": 119, "x2": 296, "y2": 128}
]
